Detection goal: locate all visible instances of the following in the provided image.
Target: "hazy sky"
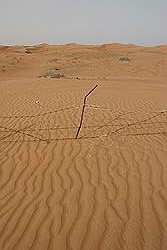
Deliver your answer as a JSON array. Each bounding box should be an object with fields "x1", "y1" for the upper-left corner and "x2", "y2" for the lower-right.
[{"x1": 0, "y1": 0, "x2": 167, "y2": 45}]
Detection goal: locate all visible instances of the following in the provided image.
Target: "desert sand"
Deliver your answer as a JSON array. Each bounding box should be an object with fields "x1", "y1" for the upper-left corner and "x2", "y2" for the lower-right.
[{"x1": 0, "y1": 43, "x2": 167, "y2": 250}]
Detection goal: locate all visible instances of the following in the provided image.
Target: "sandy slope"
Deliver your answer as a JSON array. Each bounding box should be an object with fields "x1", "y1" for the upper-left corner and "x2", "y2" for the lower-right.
[
  {"x1": 0, "y1": 44, "x2": 167, "y2": 250},
  {"x1": 1, "y1": 43, "x2": 167, "y2": 80}
]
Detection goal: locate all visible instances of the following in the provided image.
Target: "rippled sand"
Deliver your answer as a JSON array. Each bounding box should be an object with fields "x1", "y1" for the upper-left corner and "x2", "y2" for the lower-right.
[{"x1": 0, "y1": 44, "x2": 167, "y2": 250}]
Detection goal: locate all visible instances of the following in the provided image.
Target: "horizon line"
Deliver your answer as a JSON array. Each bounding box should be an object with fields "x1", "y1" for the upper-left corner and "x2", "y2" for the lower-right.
[{"x1": 0, "y1": 42, "x2": 167, "y2": 48}]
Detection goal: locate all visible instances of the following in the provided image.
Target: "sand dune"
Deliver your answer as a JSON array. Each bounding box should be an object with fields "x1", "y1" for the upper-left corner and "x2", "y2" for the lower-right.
[
  {"x1": 0, "y1": 44, "x2": 167, "y2": 250},
  {"x1": 1, "y1": 43, "x2": 167, "y2": 80}
]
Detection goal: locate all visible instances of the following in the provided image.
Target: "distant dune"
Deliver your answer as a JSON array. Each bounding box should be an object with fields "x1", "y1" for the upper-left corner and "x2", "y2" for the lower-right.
[{"x1": 0, "y1": 43, "x2": 167, "y2": 80}]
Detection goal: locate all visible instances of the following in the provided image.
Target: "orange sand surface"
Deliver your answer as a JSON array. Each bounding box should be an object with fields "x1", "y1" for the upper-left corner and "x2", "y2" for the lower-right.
[{"x1": 0, "y1": 43, "x2": 167, "y2": 250}]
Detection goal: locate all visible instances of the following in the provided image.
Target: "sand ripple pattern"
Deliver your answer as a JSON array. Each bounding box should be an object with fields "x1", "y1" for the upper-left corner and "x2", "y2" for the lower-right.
[{"x1": 0, "y1": 80, "x2": 167, "y2": 250}]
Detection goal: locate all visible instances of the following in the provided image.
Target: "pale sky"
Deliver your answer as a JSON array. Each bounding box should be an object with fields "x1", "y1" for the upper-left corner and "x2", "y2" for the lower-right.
[{"x1": 0, "y1": 0, "x2": 167, "y2": 46}]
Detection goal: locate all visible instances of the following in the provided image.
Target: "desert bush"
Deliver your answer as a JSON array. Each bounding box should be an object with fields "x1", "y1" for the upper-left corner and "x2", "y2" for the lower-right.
[
  {"x1": 25, "y1": 49, "x2": 32, "y2": 54},
  {"x1": 48, "y1": 58, "x2": 58, "y2": 63},
  {"x1": 40, "y1": 69, "x2": 64, "y2": 78},
  {"x1": 119, "y1": 57, "x2": 131, "y2": 62}
]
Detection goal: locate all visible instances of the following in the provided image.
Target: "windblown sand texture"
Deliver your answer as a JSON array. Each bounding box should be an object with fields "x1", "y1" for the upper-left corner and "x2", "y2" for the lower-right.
[{"x1": 0, "y1": 43, "x2": 167, "y2": 250}]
